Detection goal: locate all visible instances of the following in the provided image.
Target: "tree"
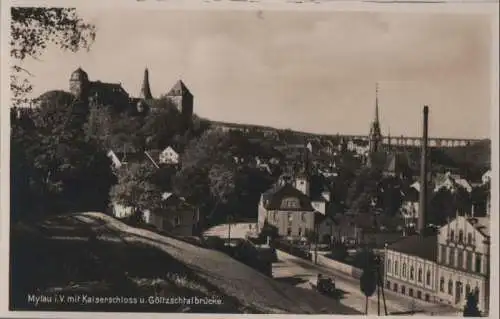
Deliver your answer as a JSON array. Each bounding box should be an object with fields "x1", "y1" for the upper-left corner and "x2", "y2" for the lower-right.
[
  {"x1": 360, "y1": 269, "x2": 377, "y2": 314},
  {"x1": 109, "y1": 162, "x2": 164, "y2": 215},
  {"x1": 258, "y1": 218, "x2": 279, "y2": 243},
  {"x1": 331, "y1": 241, "x2": 348, "y2": 261},
  {"x1": 10, "y1": 7, "x2": 96, "y2": 104},
  {"x1": 463, "y1": 292, "x2": 482, "y2": 317},
  {"x1": 10, "y1": 97, "x2": 115, "y2": 221}
]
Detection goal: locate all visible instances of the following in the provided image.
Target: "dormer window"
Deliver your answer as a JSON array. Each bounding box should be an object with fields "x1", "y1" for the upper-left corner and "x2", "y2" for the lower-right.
[
  {"x1": 450, "y1": 230, "x2": 455, "y2": 241},
  {"x1": 459, "y1": 230, "x2": 464, "y2": 243}
]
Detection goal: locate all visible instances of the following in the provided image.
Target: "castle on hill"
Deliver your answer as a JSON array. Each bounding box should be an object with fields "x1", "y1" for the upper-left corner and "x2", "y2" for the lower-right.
[{"x1": 67, "y1": 67, "x2": 194, "y2": 127}]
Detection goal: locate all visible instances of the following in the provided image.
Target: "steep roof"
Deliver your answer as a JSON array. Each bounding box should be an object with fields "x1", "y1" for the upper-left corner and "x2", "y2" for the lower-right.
[
  {"x1": 263, "y1": 183, "x2": 314, "y2": 212},
  {"x1": 387, "y1": 234, "x2": 438, "y2": 262},
  {"x1": 167, "y1": 80, "x2": 192, "y2": 96}
]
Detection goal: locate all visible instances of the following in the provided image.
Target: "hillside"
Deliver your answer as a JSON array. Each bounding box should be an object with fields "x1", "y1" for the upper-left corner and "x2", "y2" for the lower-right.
[{"x1": 10, "y1": 212, "x2": 360, "y2": 314}]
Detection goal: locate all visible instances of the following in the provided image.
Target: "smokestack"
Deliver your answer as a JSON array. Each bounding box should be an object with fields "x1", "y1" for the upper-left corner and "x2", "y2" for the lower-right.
[{"x1": 418, "y1": 106, "x2": 429, "y2": 234}]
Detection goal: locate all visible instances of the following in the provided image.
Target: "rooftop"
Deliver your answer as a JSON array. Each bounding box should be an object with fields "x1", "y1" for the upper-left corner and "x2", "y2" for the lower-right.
[{"x1": 387, "y1": 234, "x2": 438, "y2": 262}]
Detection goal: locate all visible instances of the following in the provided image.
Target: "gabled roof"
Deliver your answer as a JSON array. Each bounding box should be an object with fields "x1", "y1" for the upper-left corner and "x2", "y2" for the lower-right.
[
  {"x1": 387, "y1": 234, "x2": 438, "y2": 262},
  {"x1": 263, "y1": 183, "x2": 314, "y2": 212},
  {"x1": 166, "y1": 80, "x2": 192, "y2": 96}
]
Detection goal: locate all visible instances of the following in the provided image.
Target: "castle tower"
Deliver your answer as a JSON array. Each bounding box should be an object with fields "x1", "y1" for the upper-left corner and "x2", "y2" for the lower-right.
[
  {"x1": 368, "y1": 83, "x2": 383, "y2": 154},
  {"x1": 140, "y1": 68, "x2": 153, "y2": 100},
  {"x1": 69, "y1": 67, "x2": 90, "y2": 100},
  {"x1": 166, "y1": 80, "x2": 194, "y2": 128}
]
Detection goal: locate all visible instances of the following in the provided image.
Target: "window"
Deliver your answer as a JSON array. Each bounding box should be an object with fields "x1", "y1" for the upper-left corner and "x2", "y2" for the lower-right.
[
  {"x1": 287, "y1": 227, "x2": 292, "y2": 236},
  {"x1": 281, "y1": 197, "x2": 300, "y2": 209},
  {"x1": 441, "y1": 245, "x2": 447, "y2": 264},
  {"x1": 459, "y1": 230, "x2": 464, "y2": 243},
  {"x1": 409, "y1": 288, "x2": 414, "y2": 297},
  {"x1": 448, "y1": 280, "x2": 453, "y2": 295},
  {"x1": 450, "y1": 230, "x2": 455, "y2": 241},
  {"x1": 393, "y1": 283, "x2": 398, "y2": 292},
  {"x1": 425, "y1": 294, "x2": 430, "y2": 302},
  {"x1": 402, "y1": 263, "x2": 407, "y2": 277},
  {"x1": 457, "y1": 250, "x2": 464, "y2": 269},
  {"x1": 418, "y1": 268, "x2": 423, "y2": 283},
  {"x1": 287, "y1": 213, "x2": 293, "y2": 224},
  {"x1": 174, "y1": 215, "x2": 181, "y2": 226},
  {"x1": 449, "y1": 248, "x2": 455, "y2": 267},
  {"x1": 475, "y1": 254, "x2": 482, "y2": 273},
  {"x1": 387, "y1": 259, "x2": 391, "y2": 273},
  {"x1": 426, "y1": 270, "x2": 431, "y2": 286},
  {"x1": 298, "y1": 227, "x2": 302, "y2": 236},
  {"x1": 466, "y1": 251, "x2": 473, "y2": 271},
  {"x1": 386, "y1": 281, "x2": 391, "y2": 289},
  {"x1": 417, "y1": 291, "x2": 422, "y2": 299},
  {"x1": 467, "y1": 233, "x2": 473, "y2": 245},
  {"x1": 395, "y1": 261, "x2": 399, "y2": 275},
  {"x1": 410, "y1": 266, "x2": 415, "y2": 280},
  {"x1": 466, "y1": 284, "x2": 471, "y2": 296},
  {"x1": 440, "y1": 277, "x2": 445, "y2": 292},
  {"x1": 401, "y1": 286, "x2": 406, "y2": 294},
  {"x1": 301, "y1": 212, "x2": 306, "y2": 222}
]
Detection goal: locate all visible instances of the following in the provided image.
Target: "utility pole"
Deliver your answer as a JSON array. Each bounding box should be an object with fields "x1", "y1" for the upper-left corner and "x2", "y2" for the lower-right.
[{"x1": 375, "y1": 255, "x2": 388, "y2": 315}]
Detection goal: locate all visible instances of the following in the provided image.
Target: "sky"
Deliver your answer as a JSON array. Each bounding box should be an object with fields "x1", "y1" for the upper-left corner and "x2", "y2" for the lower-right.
[{"x1": 19, "y1": 8, "x2": 493, "y2": 139}]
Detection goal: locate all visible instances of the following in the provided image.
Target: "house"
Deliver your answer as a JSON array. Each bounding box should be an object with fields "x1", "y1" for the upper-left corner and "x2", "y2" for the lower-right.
[
  {"x1": 399, "y1": 182, "x2": 420, "y2": 228},
  {"x1": 434, "y1": 172, "x2": 472, "y2": 194},
  {"x1": 143, "y1": 192, "x2": 200, "y2": 236},
  {"x1": 436, "y1": 214, "x2": 490, "y2": 314},
  {"x1": 384, "y1": 234, "x2": 439, "y2": 303},
  {"x1": 257, "y1": 172, "x2": 331, "y2": 240},
  {"x1": 159, "y1": 146, "x2": 180, "y2": 165}
]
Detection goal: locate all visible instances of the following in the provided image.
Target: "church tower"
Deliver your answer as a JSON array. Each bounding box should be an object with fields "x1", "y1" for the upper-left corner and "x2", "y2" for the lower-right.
[
  {"x1": 140, "y1": 68, "x2": 153, "y2": 100},
  {"x1": 69, "y1": 67, "x2": 90, "y2": 101},
  {"x1": 368, "y1": 83, "x2": 383, "y2": 154}
]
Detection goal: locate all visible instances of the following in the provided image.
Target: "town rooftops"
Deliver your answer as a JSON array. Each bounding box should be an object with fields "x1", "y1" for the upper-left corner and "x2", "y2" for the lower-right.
[{"x1": 386, "y1": 234, "x2": 438, "y2": 262}]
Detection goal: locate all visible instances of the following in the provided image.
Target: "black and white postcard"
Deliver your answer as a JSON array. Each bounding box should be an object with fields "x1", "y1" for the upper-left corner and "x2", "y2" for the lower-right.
[{"x1": 1, "y1": 0, "x2": 498, "y2": 318}]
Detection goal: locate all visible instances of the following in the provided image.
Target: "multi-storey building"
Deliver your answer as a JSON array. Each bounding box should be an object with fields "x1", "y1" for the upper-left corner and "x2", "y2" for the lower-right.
[
  {"x1": 384, "y1": 234, "x2": 439, "y2": 303},
  {"x1": 436, "y1": 214, "x2": 490, "y2": 314}
]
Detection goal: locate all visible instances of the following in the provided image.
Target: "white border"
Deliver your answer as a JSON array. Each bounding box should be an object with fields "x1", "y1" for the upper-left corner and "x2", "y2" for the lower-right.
[{"x1": 1, "y1": 1, "x2": 498, "y2": 319}]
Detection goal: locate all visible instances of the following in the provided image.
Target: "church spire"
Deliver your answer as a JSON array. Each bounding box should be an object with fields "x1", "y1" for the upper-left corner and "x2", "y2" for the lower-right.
[
  {"x1": 374, "y1": 82, "x2": 380, "y2": 125},
  {"x1": 368, "y1": 82, "x2": 383, "y2": 155},
  {"x1": 140, "y1": 68, "x2": 153, "y2": 100}
]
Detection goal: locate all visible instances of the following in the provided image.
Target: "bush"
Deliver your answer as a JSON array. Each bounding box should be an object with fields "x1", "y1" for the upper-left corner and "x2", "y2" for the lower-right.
[{"x1": 331, "y1": 241, "x2": 349, "y2": 261}]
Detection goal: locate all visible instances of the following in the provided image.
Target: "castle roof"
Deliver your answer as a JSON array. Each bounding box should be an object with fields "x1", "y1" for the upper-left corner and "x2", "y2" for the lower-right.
[
  {"x1": 70, "y1": 67, "x2": 88, "y2": 81},
  {"x1": 167, "y1": 80, "x2": 192, "y2": 96}
]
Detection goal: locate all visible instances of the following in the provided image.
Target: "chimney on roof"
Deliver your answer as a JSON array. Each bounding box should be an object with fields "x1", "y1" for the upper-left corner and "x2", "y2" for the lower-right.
[{"x1": 418, "y1": 106, "x2": 429, "y2": 234}]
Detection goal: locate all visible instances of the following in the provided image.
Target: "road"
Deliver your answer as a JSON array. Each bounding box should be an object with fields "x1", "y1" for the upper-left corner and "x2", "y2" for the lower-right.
[
  {"x1": 204, "y1": 223, "x2": 460, "y2": 316},
  {"x1": 274, "y1": 250, "x2": 460, "y2": 316},
  {"x1": 203, "y1": 222, "x2": 258, "y2": 239}
]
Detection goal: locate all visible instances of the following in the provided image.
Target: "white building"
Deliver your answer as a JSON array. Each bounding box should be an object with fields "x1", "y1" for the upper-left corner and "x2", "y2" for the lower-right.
[
  {"x1": 436, "y1": 215, "x2": 490, "y2": 314},
  {"x1": 159, "y1": 146, "x2": 180, "y2": 165},
  {"x1": 384, "y1": 234, "x2": 439, "y2": 303}
]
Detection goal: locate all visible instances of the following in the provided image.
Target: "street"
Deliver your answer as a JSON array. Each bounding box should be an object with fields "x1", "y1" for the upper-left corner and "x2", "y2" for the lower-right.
[
  {"x1": 203, "y1": 222, "x2": 258, "y2": 239},
  {"x1": 273, "y1": 249, "x2": 460, "y2": 316}
]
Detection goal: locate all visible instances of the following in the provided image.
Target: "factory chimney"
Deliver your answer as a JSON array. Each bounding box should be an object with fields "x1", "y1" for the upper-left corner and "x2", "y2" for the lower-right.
[{"x1": 418, "y1": 106, "x2": 429, "y2": 234}]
